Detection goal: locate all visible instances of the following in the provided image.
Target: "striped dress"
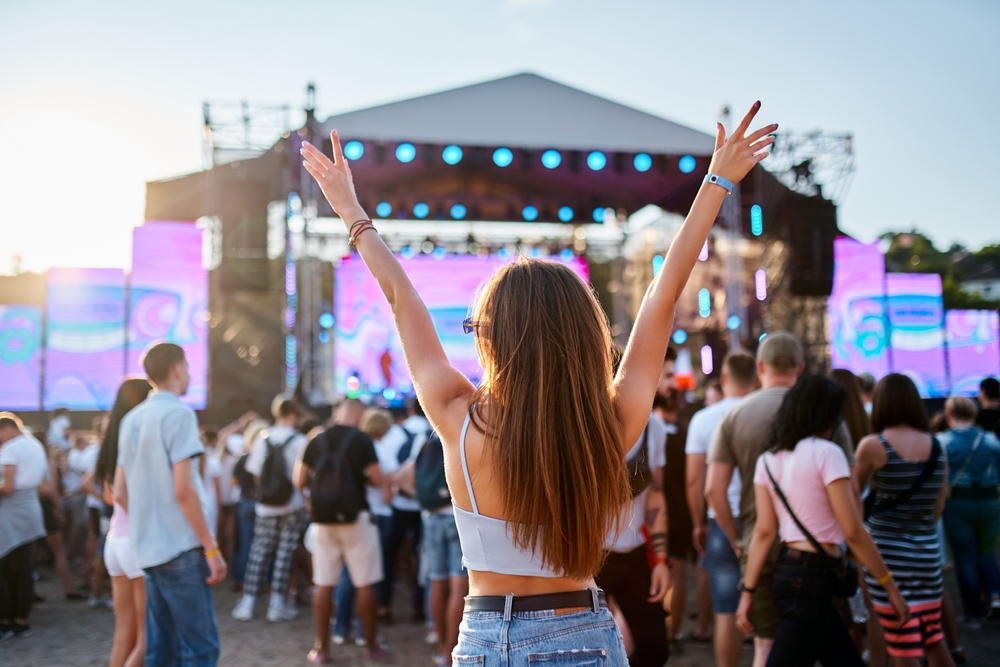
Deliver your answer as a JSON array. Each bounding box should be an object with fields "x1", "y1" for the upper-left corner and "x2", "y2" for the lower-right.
[{"x1": 864, "y1": 434, "x2": 946, "y2": 658}]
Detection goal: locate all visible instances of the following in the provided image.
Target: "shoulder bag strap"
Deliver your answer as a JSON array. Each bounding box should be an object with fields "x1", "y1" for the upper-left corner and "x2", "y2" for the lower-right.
[
  {"x1": 763, "y1": 458, "x2": 830, "y2": 558},
  {"x1": 948, "y1": 431, "x2": 984, "y2": 492},
  {"x1": 870, "y1": 435, "x2": 942, "y2": 516}
]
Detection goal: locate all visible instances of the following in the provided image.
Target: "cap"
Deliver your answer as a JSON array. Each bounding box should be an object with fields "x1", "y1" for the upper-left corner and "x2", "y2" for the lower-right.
[{"x1": 756, "y1": 331, "x2": 803, "y2": 372}]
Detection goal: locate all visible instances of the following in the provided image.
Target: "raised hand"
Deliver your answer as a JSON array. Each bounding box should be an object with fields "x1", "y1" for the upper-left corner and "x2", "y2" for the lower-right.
[
  {"x1": 300, "y1": 131, "x2": 366, "y2": 224},
  {"x1": 707, "y1": 101, "x2": 777, "y2": 185}
]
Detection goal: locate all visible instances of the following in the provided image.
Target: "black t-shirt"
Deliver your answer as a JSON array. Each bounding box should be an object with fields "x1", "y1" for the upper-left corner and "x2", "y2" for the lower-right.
[
  {"x1": 302, "y1": 425, "x2": 378, "y2": 514},
  {"x1": 976, "y1": 407, "x2": 1000, "y2": 438}
]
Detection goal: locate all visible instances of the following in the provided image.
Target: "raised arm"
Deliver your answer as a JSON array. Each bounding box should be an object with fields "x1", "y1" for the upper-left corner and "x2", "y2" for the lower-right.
[
  {"x1": 301, "y1": 135, "x2": 475, "y2": 440},
  {"x1": 614, "y1": 103, "x2": 775, "y2": 442}
]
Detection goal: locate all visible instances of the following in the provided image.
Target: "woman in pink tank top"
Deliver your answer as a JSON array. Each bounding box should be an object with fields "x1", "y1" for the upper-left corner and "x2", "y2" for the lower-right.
[{"x1": 94, "y1": 379, "x2": 151, "y2": 667}]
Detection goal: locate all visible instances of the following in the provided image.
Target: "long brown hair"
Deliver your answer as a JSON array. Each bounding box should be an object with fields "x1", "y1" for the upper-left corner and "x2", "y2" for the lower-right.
[
  {"x1": 871, "y1": 373, "x2": 929, "y2": 433},
  {"x1": 829, "y1": 368, "x2": 873, "y2": 446},
  {"x1": 469, "y1": 257, "x2": 630, "y2": 579}
]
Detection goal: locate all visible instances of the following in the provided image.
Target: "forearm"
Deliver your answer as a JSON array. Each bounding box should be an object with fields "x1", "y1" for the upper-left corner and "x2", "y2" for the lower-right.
[
  {"x1": 742, "y1": 527, "x2": 776, "y2": 589},
  {"x1": 845, "y1": 529, "x2": 891, "y2": 581},
  {"x1": 176, "y1": 486, "x2": 217, "y2": 551},
  {"x1": 707, "y1": 487, "x2": 740, "y2": 546},
  {"x1": 645, "y1": 489, "x2": 669, "y2": 559},
  {"x1": 685, "y1": 455, "x2": 707, "y2": 529}
]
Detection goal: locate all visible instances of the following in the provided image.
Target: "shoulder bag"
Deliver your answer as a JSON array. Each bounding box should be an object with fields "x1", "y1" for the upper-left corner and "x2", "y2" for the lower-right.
[{"x1": 863, "y1": 435, "x2": 942, "y2": 520}]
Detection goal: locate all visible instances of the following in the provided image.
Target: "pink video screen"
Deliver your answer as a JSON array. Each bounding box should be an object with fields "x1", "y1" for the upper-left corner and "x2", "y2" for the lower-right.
[
  {"x1": 44, "y1": 268, "x2": 127, "y2": 410},
  {"x1": 127, "y1": 222, "x2": 209, "y2": 409},
  {"x1": 946, "y1": 310, "x2": 1000, "y2": 396},
  {"x1": 334, "y1": 254, "x2": 589, "y2": 395},
  {"x1": 0, "y1": 306, "x2": 43, "y2": 411},
  {"x1": 827, "y1": 238, "x2": 890, "y2": 379},
  {"x1": 885, "y1": 273, "x2": 948, "y2": 398}
]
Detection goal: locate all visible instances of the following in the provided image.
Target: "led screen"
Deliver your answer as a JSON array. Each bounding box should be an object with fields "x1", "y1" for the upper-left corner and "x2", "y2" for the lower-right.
[
  {"x1": 886, "y1": 273, "x2": 948, "y2": 398},
  {"x1": 827, "y1": 238, "x2": 890, "y2": 379},
  {"x1": 334, "y1": 254, "x2": 589, "y2": 395},
  {"x1": 946, "y1": 310, "x2": 1000, "y2": 396},
  {"x1": 0, "y1": 306, "x2": 43, "y2": 411},
  {"x1": 128, "y1": 222, "x2": 208, "y2": 409},
  {"x1": 45, "y1": 268, "x2": 127, "y2": 410}
]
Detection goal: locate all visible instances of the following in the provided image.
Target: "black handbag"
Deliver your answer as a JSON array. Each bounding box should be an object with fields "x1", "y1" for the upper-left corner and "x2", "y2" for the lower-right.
[{"x1": 764, "y1": 460, "x2": 859, "y2": 599}]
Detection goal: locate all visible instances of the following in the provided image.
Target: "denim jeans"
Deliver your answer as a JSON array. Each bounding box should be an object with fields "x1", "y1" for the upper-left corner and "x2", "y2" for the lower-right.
[
  {"x1": 333, "y1": 513, "x2": 393, "y2": 637},
  {"x1": 766, "y1": 547, "x2": 864, "y2": 667},
  {"x1": 144, "y1": 548, "x2": 220, "y2": 667},
  {"x1": 943, "y1": 497, "x2": 1000, "y2": 619},
  {"x1": 703, "y1": 518, "x2": 741, "y2": 614},
  {"x1": 454, "y1": 597, "x2": 627, "y2": 666},
  {"x1": 232, "y1": 499, "x2": 256, "y2": 586}
]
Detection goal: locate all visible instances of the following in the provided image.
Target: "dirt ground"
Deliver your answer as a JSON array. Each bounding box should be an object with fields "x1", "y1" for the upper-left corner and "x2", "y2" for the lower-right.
[{"x1": 4, "y1": 565, "x2": 998, "y2": 666}]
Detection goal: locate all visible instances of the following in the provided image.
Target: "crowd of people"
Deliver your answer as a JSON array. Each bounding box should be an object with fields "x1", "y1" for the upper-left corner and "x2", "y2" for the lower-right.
[{"x1": 1, "y1": 102, "x2": 999, "y2": 667}]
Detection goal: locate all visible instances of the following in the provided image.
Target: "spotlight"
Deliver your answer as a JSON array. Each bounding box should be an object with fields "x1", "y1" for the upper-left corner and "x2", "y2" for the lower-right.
[
  {"x1": 541, "y1": 150, "x2": 562, "y2": 169},
  {"x1": 346, "y1": 375, "x2": 361, "y2": 392},
  {"x1": 375, "y1": 202, "x2": 392, "y2": 218},
  {"x1": 413, "y1": 202, "x2": 430, "y2": 219},
  {"x1": 421, "y1": 240, "x2": 435, "y2": 254},
  {"x1": 442, "y1": 145, "x2": 463, "y2": 165},
  {"x1": 522, "y1": 206, "x2": 538, "y2": 221},
  {"x1": 559, "y1": 248, "x2": 574, "y2": 262},
  {"x1": 318, "y1": 331, "x2": 330, "y2": 344},
  {"x1": 759, "y1": 332, "x2": 768, "y2": 342},
  {"x1": 382, "y1": 388, "x2": 396, "y2": 400},
  {"x1": 592, "y1": 207, "x2": 606, "y2": 223},
  {"x1": 750, "y1": 204, "x2": 763, "y2": 236},
  {"x1": 493, "y1": 148, "x2": 514, "y2": 167},
  {"x1": 497, "y1": 247, "x2": 511, "y2": 260},
  {"x1": 557, "y1": 206, "x2": 574, "y2": 222},
  {"x1": 587, "y1": 151, "x2": 607, "y2": 171},
  {"x1": 678, "y1": 155, "x2": 696, "y2": 173},
  {"x1": 672, "y1": 329, "x2": 688, "y2": 345},
  {"x1": 318, "y1": 312, "x2": 334, "y2": 329},
  {"x1": 400, "y1": 245, "x2": 415, "y2": 258},
  {"x1": 344, "y1": 141, "x2": 364, "y2": 160},
  {"x1": 432, "y1": 247, "x2": 447, "y2": 260},
  {"x1": 698, "y1": 288, "x2": 711, "y2": 318},
  {"x1": 652, "y1": 254, "x2": 664, "y2": 277},
  {"x1": 699, "y1": 240, "x2": 709, "y2": 261},
  {"x1": 755, "y1": 270, "x2": 767, "y2": 300},
  {"x1": 396, "y1": 143, "x2": 416, "y2": 163},
  {"x1": 727, "y1": 314, "x2": 741, "y2": 330},
  {"x1": 701, "y1": 345, "x2": 714, "y2": 375},
  {"x1": 450, "y1": 204, "x2": 467, "y2": 219},
  {"x1": 633, "y1": 153, "x2": 653, "y2": 172}
]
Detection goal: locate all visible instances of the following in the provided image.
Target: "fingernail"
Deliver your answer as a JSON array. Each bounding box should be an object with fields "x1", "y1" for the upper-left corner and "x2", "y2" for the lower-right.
[
  {"x1": 755, "y1": 100, "x2": 761, "y2": 106},
  {"x1": 774, "y1": 123, "x2": 779, "y2": 129}
]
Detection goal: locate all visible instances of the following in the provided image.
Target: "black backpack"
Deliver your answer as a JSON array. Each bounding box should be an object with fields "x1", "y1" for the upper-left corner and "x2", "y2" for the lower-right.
[
  {"x1": 415, "y1": 433, "x2": 451, "y2": 510},
  {"x1": 626, "y1": 425, "x2": 652, "y2": 497},
  {"x1": 257, "y1": 435, "x2": 296, "y2": 506},
  {"x1": 310, "y1": 429, "x2": 366, "y2": 524}
]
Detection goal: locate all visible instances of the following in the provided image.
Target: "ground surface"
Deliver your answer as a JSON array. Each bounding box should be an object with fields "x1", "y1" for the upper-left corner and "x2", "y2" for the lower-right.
[{"x1": 4, "y1": 567, "x2": 998, "y2": 666}]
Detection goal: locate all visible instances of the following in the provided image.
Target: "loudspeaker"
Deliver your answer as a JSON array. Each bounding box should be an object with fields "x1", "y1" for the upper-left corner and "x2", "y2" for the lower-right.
[{"x1": 785, "y1": 197, "x2": 837, "y2": 297}]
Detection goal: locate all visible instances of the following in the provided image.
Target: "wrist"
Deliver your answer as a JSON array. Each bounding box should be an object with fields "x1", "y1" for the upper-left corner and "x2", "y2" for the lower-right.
[{"x1": 340, "y1": 205, "x2": 368, "y2": 226}]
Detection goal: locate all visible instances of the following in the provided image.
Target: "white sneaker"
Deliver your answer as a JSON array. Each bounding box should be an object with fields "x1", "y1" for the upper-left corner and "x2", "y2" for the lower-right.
[
  {"x1": 332, "y1": 634, "x2": 346, "y2": 645},
  {"x1": 87, "y1": 597, "x2": 104, "y2": 609},
  {"x1": 232, "y1": 598, "x2": 255, "y2": 621},
  {"x1": 267, "y1": 603, "x2": 299, "y2": 622},
  {"x1": 425, "y1": 630, "x2": 438, "y2": 645}
]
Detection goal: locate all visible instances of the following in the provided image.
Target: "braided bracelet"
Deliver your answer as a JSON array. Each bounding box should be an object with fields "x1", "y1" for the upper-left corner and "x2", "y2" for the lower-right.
[
  {"x1": 349, "y1": 222, "x2": 376, "y2": 248},
  {"x1": 349, "y1": 218, "x2": 373, "y2": 235}
]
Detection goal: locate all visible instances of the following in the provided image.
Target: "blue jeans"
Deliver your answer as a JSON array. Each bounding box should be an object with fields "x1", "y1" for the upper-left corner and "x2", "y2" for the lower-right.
[
  {"x1": 232, "y1": 499, "x2": 256, "y2": 586},
  {"x1": 333, "y1": 513, "x2": 393, "y2": 637},
  {"x1": 454, "y1": 599, "x2": 627, "y2": 666},
  {"x1": 144, "y1": 549, "x2": 220, "y2": 667},
  {"x1": 943, "y1": 497, "x2": 1000, "y2": 619},
  {"x1": 703, "y1": 518, "x2": 741, "y2": 614}
]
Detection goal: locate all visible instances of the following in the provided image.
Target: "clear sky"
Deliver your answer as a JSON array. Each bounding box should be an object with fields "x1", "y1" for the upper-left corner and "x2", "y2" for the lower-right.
[{"x1": 2, "y1": 0, "x2": 997, "y2": 273}]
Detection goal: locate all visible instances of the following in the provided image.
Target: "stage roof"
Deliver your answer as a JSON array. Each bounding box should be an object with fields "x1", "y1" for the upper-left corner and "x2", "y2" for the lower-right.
[{"x1": 317, "y1": 73, "x2": 715, "y2": 155}]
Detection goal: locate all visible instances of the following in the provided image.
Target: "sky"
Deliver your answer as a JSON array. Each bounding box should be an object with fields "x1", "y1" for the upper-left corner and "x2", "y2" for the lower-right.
[{"x1": 1, "y1": 0, "x2": 997, "y2": 274}]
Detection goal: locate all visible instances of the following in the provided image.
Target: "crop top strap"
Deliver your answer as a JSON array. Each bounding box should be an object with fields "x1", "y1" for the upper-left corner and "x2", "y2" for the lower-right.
[{"x1": 459, "y1": 408, "x2": 479, "y2": 515}]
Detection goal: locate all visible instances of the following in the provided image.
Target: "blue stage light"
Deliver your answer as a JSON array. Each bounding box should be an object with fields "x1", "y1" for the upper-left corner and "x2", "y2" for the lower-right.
[
  {"x1": 759, "y1": 332, "x2": 768, "y2": 343},
  {"x1": 587, "y1": 151, "x2": 607, "y2": 171},
  {"x1": 413, "y1": 202, "x2": 430, "y2": 219},
  {"x1": 493, "y1": 147, "x2": 513, "y2": 167},
  {"x1": 400, "y1": 245, "x2": 415, "y2": 258},
  {"x1": 318, "y1": 331, "x2": 330, "y2": 344},
  {"x1": 633, "y1": 153, "x2": 652, "y2": 172},
  {"x1": 450, "y1": 204, "x2": 467, "y2": 219},
  {"x1": 375, "y1": 201, "x2": 392, "y2": 218},
  {"x1": 442, "y1": 145, "x2": 463, "y2": 165},
  {"x1": 557, "y1": 206, "x2": 574, "y2": 222},
  {"x1": 678, "y1": 155, "x2": 696, "y2": 173},
  {"x1": 319, "y1": 312, "x2": 334, "y2": 329},
  {"x1": 559, "y1": 248, "x2": 574, "y2": 262},
  {"x1": 432, "y1": 247, "x2": 447, "y2": 260},
  {"x1": 497, "y1": 247, "x2": 510, "y2": 260},
  {"x1": 593, "y1": 207, "x2": 606, "y2": 223},
  {"x1": 382, "y1": 388, "x2": 396, "y2": 400},
  {"x1": 522, "y1": 206, "x2": 538, "y2": 221},
  {"x1": 698, "y1": 288, "x2": 711, "y2": 318},
  {"x1": 727, "y1": 314, "x2": 741, "y2": 330},
  {"x1": 344, "y1": 141, "x2": 364, "y2": 160},
  {"x1": 750, "y1": 204, "x2": 763, "y2": 236},
  {"x1": 652, "y1": 254, "x2": 664, "y2": 277},
  {"x1": 396, "y1": 143, "x2": 416, "y2": 163},
  {"x1": 672, "y1": 329, "x2": 688, "y2": 345},
  {"x1": 529, "y1": 247, "x2": 542, "y2": 258},
  {"x1": 541, "y1": 150, "x2": 562, "y2": 169}
]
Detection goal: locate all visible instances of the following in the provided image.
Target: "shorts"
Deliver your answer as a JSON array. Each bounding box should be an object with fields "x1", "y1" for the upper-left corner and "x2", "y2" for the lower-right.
[
  {"x1": 423, "y1": 512, "x2": 466, "y2": 580},
  {"x1": 104, "y1": 536, "x2": 144, "y2": 579},
  {"x1": 739, "y1": 533, "x2": 781, "y2": 639},
  {"x1": 703, "y1": 518, "x2": 741, "y2": 614},
  {"x1": 311, "y1": 512, "x2": 384, "y2": 588},
  {"x1": 874, "y1": 599, "x2": 945, "y2": 659}
]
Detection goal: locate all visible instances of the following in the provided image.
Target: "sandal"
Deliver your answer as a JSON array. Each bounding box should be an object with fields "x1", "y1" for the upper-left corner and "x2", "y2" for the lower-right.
[{"x1": 306, "y1": 649, "x2": 330, "y2": 664}]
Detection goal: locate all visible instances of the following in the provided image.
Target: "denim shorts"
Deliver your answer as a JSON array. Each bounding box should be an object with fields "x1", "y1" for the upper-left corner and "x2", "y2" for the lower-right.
[
  {"x1": 703, "y1": 518, "x2": 741, "y2": 614},
  {"x1": 424, "y1": 512, "x2": 466, "y2": 580},
  {"x1": 453, "y1": 599, "x2": 627, "y2": 666}
]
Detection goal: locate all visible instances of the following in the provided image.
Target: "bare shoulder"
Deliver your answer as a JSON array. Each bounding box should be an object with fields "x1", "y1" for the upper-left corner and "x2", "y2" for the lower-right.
[
  {"x1": 427, "y1": 389, "x2": 479, "y2": 450},
  {"x1": 855, "y1": 434, "x2": 885, "y2": 462}
]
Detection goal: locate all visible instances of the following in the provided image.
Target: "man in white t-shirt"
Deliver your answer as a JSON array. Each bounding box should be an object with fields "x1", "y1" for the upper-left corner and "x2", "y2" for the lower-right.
[
  {"x1": 75, "y1": 434, "x2": 111, "y2": 608},
  {"x1": 47, "y1": 408, "x2": 71, "y2": 450},
  {"x1": 685, "y1": 351, "x2": 757, "y2": 667},
  {"x1": 596, "y1": 413, "x2": 670, "y2": 667},
  {"x1": 232, "y1": 398, "x2": 309, "y2": 623}
]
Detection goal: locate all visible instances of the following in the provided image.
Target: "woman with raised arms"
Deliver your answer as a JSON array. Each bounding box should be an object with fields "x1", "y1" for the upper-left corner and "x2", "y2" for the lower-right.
[{"x1": 301, "y1": 102, "x2": 775, "y2": 664}]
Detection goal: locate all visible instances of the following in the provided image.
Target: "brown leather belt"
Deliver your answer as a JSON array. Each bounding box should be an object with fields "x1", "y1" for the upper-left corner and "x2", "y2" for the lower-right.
[{"x1": 464, "y1": 588, "x2": 607, "y2": 613}]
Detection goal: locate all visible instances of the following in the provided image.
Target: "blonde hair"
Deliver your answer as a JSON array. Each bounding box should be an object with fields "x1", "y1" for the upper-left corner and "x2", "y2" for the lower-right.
[
  {"x1": 945, "y1": 396, "x2": 978, "y2": 423},
  {"x1": 470, "y1": 257, "x2": 629, "y2": 579},
  {"x1": 359, "y1": 408, "x2": 393, "y2": 441},
  {"x1": 242, "y1": 419, "x2": 270, "y2": 455}
]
